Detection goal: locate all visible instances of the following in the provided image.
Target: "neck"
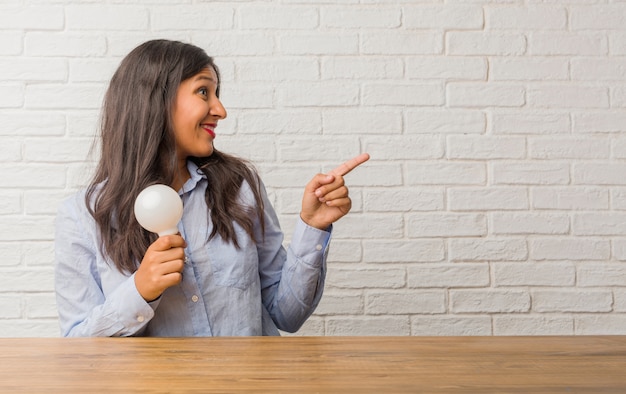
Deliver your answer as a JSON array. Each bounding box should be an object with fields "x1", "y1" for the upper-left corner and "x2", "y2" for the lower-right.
[{"x1": 171, "y1": 159, "x2": 190, "y2": 191}]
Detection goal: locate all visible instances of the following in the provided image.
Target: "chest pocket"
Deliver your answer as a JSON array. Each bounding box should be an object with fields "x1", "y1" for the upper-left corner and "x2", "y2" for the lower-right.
[{"x1": 203, "y1": 228, "x2": 258, "y2": 290}]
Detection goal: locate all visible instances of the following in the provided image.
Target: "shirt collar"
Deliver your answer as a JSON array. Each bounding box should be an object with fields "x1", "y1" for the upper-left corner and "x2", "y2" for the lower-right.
[{"x1": 180, "y1": 160, "x2": 206, "y2": 195}]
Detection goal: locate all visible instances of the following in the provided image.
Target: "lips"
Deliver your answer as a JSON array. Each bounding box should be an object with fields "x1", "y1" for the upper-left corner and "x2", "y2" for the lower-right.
[{"x1": 201, "y1": 124, "x2": 216, "y2": 138}]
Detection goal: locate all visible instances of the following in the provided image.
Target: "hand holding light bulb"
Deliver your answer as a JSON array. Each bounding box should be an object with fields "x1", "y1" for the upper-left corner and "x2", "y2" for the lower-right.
[{"x1": 133, "y1": 184, "x2": 186, "y2": 302}]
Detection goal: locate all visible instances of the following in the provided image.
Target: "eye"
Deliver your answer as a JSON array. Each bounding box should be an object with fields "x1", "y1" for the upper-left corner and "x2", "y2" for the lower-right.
[{"x1": 198, "y1": 87, "x2": 208, "y2": 97}]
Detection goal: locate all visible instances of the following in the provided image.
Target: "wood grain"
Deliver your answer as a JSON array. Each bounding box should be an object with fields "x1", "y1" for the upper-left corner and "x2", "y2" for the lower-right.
[{"x1": 1, "y1": 336, "x2": 625, "y2": 393}]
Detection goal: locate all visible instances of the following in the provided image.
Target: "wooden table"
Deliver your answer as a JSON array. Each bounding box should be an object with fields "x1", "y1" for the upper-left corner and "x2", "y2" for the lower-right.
[{"x1": 1, "y1": 336, "x2": 625, "y2": 393}]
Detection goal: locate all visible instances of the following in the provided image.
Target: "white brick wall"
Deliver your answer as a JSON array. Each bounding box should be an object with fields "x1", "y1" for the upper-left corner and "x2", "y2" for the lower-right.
[{"x1": 1, "y1": 0, "x2": 626, "y2": 337}]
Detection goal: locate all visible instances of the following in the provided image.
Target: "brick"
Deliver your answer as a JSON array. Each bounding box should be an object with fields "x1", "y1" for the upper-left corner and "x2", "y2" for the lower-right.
[
  {"x1": 530, "y1": 238, "x2": 610, "y2": 261},
  {"x1": 407, "y1": 56, "x2": 486, "y2": 80},
  {"x1": 491, "y1": 213, "x2": 570, "y2": 235},
  {"x1": 363, "y1": 188, "x2": 444, "y2": 212},
  {"x1": 486, "y1": 6, "x2": 566, "y2": 29},
  {"x1": 23, "y1": 242, "x2": 58, "y2": 267},
  {"x1": 279, "y1": 82, "x2": 359, "y2": 107},
  {"x1": 574, "y1": 162, "x2": 626, "y2": 185},
  {"x1": 494, "y1": 262, "x2": 575, "y2": 286},
  {"x1": 447, "y1": 136, "x2": 526, "y2": 159},
  {"x1": 0, "y1": 31, "x2": 22, "y2": 55},
  {"x1": 530, "y1": 33, "x2": 607, "y2": 56},
  {"x1": 24, "y1": 191, "x2": 73, "y2": 216},
  {"x1": 322, "y1": 109, "x2": 401, "y2": 135},
  {"x1": 0, "y1": 320, "x2": 60, "y2": 337},
  {"x1": 194, "y1": 33, "x2": 274, "y2": 56},
  {"x1": 571, "y1": 58, "x2": 626, "y2": 81},
  {"x1": 24, "y1": 138, "x2": 92, "y2": 163},
  {"x1": 279, "y1": 33, "x2": 358, "y2": 55},
  {"x1": 363, "y1": 240, "x2": 445, "y2": 263},
  {"x1": 314, "y1": 291, "x2": 364, "y2": 315},
  {"x1": 326, "y1": 266, "x2": 405, "y2": 289},
  {"x1": 219, "y1": 84, "x2": 274, "y2": 109},
  {"x1": 326, "y1": 316, "x2": 410, "y2": 336},
  {"x1": 363, "y1": 82, "x2": 444, "y2": 106},
  {"x1": 0, "y1": 139, "x2": 21, "y2": 162},
  {"x1": 0, "y1": 268, "x2": 54, "y2": 292},
  {"x1": 570, "y1": 5, "x2": 626, "y2": 30},
  {"x1": 322, "y1": 57, "x2": 403, "y2": 79},
  {"x1": 326, "y1": 240, "x2": 362, "y2": 263},
  {"x1": 451, "y1": 290, "x2": 531, "y2": 313},
  {"x1": 0, "y1": 191, "x2": 21, "y2": 215},
  {"x1": 331, "y1": 214, "x2": 404, "y2": 239},
  {"x1": 576, "y1": 315, "x2": 626, "y2": 335},
  {"x1": 532, "y1": 187, "x2": 609, "y2": 210},
  {"x1": 25, "y1": 84, "x2": 105, "y2": 109},
  {"x1": 408, "y1": 264, "x2": 489, "y2": 288},
  {"x1": 362, "y1": 32, "x2": 442, "y2": 55},
  {"x1": 574, "y1": 213, "x2": 626, "y2": 236},
  {"x1": 447, "y1": 83, "x2": 525, "y2": 107},
  {"x1": 411, "y1": 316, "x2": 492, "y2": 336},
  {"x1": 152, "y1": 6, "x2": 233, "y2": 30},
  {"x1": 0, "y1": 58, "x2": 67, "y2": 82},
  {"x1": 491, "y1": 111, "x2": 570, "y2": 135},
  {"x1": 238, "y1": 58, "x2": 318, "y2": 82},
  {"x1": 449, "y1": 238, "x2": 528, "y2": 262},
  {"x1": 447, "y1": 32, "x2": 526, "y2": 56},
  {"x1": 25, "y1": 33, "x2": 106, "y2": 57},
  {"x1": 0, "y1": 216, "x2": 55, "y2": 242},
  {"x1": 0, "y1": 84, "x2": 24, "y2": 108},
  {"x1": 365, "y1": 136, "x2": 443, "y2": 160},
  {"x1": 366, "y1": 290, "x2": 445, "y2": 314},
  {"x1": 611, "y1": 32, "x2": 626, "y2": 56},
  {"x1": 0, "y1": 6, "x2": 63, "y2": 29},
  {"x1": 528, "y1": 85, "x2": 608, "y2": 109},
  {"x1": 24, "y1": 293, "x2": 57, "y2": 319},
  {"x1": 407, "y1": 162, "x2": 486, "y2": 185},
  {"x1": 493, "y1": 316, "x2": 573, "y2": 335},
  {"x1": 0, "y1": 242, "x2": 22, "y2": 267},
  {"x1": 0, "y1": 165, "x2": 65, "y2": 188},
  {"x1": 405, "y1": 5, "x2": 483, "y2": 29},
  {"x1": 611, "y1": 188, "x2": 626, "y2": 210},
  {"x1": 407, "y1": 213, "x2": 487, "y2": 237},
  {"x1": 532, "y1": 290, "x2": 612, "y2": 313},
  {"x1": 490, "y1": 57, "x2": 568, "y2": 81},
  {"x1": 238, "y1": 110, "x2": 321, "y2": 135},
  {"x1": 612, "y1": 139, "x2": 626, "y2": 159},
  {"x1": 530, "y1": 137, "x2": 609, "y2": 159},
  {"x1": 615, "y1": 290, "x2": 626, "y2": 312},
  {"x1": 65, "y1": 5, "x2": 148, "y2": 30},
  {"x1": 492, "y1": 162, "x2": 570, "y2": 185},
  {"x1": 406, "y1": 109, "x2": 486, "y2": 134},
  {"x1": 69, "y1": 59, "x2": 119, "y2": 83},
  {"x1": 448, "y1": 187, "x2": 529, "y2": 210},
  {"x1": 573, "y1": 112, "x2": 626, "y2": 133},
  {"x1": 278, "y1": 137, "x2": 358, "y2": 162},
  {"x1": 322, "y1": 6, "x2": 400, "y2": 28},
  {"x1": 0, "y1": 296, "x2": 21, "y2": 318},
  {"x1": 579, "y1": 263, "x2": 626, "y2": 286}
]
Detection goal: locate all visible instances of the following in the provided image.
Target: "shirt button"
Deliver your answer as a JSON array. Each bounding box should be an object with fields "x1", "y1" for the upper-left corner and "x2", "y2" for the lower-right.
[
  {"x1": 191, "y1": 295, "x2": 199, "y2": 302},
  {"x1": 316, "y1": 244, "x2": 323, "y2": 251},
  {"x1": 137, "y1": 315, "x2": 145, "y2": 323}
]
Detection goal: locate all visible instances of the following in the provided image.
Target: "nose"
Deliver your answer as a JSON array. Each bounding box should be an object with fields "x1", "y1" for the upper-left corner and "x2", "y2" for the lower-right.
[{"x1": 210, "y1": 97, "x2": 227, "y2": 120}]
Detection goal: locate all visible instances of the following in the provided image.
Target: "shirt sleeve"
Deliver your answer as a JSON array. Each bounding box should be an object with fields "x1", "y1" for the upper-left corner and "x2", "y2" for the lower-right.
[
  {"x1": 254, "y1": 183, "x2": 331, "y2": 333},
  {"x1": 54, "y1": 194, "x2": 156, "y2": 337}
]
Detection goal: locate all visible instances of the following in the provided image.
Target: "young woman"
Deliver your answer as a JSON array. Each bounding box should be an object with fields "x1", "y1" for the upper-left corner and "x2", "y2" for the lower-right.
[{"x1": 54, "y1": 39, "x2": 368, "y2": 337}]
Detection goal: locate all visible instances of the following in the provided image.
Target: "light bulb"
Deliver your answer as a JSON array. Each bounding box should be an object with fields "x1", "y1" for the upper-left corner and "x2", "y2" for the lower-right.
[{"x1": 134, "y1": 184, "x2": 183, "y2": 236}]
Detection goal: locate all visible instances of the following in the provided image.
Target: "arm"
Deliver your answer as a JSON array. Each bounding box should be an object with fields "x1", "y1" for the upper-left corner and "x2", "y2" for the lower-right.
[{"x1": 54, "y1": 195, "x2": 157, "y2": 337}]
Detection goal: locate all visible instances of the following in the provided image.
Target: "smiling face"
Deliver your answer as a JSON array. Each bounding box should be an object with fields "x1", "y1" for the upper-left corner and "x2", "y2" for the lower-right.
[{"x1": 171, "y1": 66, "x2": 227, "y2": 163}]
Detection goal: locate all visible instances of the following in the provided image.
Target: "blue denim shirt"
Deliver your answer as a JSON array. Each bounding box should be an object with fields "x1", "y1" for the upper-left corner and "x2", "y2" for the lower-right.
[{"x1": 55, "y1": 161, "x2": 331, "y2": 337}]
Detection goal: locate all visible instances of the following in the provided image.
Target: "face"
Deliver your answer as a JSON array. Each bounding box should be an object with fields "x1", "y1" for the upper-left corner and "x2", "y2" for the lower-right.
[{"x1": 171, "y1": 66, "x2": 227, "y2": 162}]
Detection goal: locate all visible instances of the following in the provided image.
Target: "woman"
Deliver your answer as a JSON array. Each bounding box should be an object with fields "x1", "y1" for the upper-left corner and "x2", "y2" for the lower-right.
[{"x1": 54, "y1": 39, "x2": 368, "y2": 337}]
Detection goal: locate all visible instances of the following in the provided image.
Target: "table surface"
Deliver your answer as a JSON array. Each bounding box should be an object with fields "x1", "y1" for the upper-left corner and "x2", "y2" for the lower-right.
[{"x1": 1, "y1": 336, "x2": 625, "y2": 393}]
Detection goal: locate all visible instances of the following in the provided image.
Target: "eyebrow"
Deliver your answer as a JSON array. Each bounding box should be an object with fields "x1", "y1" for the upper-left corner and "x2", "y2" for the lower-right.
[{"x1": 194, "y1": 75, "x2": 217, "y2": 83}]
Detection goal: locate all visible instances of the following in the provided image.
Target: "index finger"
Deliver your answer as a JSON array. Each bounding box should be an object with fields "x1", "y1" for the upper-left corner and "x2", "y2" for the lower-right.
[{"x1": 329, "y1": 153, "x2": 370, "y2": 177}]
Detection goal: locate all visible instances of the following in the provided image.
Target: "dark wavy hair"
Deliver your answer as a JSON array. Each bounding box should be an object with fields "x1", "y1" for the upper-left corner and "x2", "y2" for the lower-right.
[{"x1": 86, "y1": 39, "x2": 264, "y2": 274}]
